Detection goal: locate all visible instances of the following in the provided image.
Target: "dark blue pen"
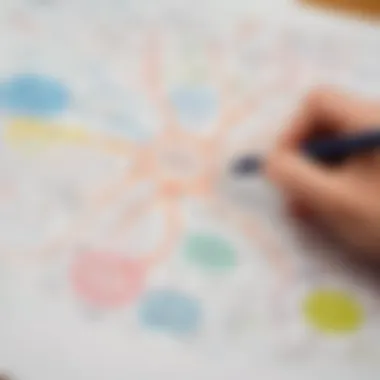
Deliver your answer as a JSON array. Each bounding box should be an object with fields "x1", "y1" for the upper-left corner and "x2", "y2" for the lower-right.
[{"x1": 232, "y1": 129, "x2": 380, "y2": 175}]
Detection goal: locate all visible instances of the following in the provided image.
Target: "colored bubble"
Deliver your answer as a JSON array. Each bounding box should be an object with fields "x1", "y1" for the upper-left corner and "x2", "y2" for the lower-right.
[
  {"x1": 4, "y1": 119, "x2": 89, "y2": 153},
  {"x1": 71, "y1": 252, "x2": 145, "y2": 308},
  {"x1": 0, "y1": 74, "x2": 70, "y2": 116},
  {"x1": 138, "y1": 289, "x2": 201, "y2": 334},
  {"x1": 184, "y1": 234, "x2": 237, "y2": 272},
  {"x1": 303, "y1": 289, "x2": 364, "y2": 334},
  {"x1": 171, "y1": 85, "x2": 218, "y2": 125},
  {"x1": 107, "y1": 113, "x2": 150, "y2": 141}
]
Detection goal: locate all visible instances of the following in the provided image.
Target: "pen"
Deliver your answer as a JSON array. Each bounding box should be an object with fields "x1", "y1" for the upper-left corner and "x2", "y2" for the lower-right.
[{"x1": 232, "y1": 129, "x2": 380, "y2": 175}]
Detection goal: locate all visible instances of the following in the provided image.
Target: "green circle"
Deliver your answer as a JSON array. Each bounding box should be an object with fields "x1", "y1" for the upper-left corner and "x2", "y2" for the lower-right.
[
  {"x1": 184, "y1": 234, "x2": 237, "y2": 272},
  {"x1": 303, "y1": 289, "x2": 364, "y2": 334}
]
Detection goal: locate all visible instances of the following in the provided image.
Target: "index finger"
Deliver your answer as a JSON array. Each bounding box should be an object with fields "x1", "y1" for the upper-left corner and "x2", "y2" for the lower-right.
[{"x1": 279, "y1": 87, "x2": 380, "y2": 151}]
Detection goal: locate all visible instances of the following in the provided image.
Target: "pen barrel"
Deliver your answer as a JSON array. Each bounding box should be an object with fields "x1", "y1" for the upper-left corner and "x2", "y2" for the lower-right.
[{"x1": 304, "y1": 130, "x2": 380, "y2": 164}]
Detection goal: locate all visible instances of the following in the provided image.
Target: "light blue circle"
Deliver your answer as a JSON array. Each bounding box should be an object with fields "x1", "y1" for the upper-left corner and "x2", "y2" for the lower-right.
[
  {"x1": 106, "y1": 112, "x2": 150, "y2": 142},
  {"x1": 0, "y1": 73, "x2": 70, "y2": 116},
  {"x1": 138, "y1": 289, "x2": 201, "y2": 334},
  {"x1": 171, "y1": 85, "x2": 218, "y2": 125}
]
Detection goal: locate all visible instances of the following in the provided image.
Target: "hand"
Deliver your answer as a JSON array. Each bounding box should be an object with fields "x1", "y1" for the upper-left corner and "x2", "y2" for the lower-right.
[{"x1": 265, "y1": 88, "x2": 380, "y2": 261}]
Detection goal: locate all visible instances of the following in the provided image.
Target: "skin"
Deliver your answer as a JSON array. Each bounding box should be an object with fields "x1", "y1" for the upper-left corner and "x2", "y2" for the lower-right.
[{"x1": 265, "y1": 88, "x2": 380, "y2": 261}]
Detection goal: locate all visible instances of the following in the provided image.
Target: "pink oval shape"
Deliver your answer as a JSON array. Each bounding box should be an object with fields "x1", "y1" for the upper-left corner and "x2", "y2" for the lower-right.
[{"x1": 72, "y1": 252, "x2": 145, "y2": 308}]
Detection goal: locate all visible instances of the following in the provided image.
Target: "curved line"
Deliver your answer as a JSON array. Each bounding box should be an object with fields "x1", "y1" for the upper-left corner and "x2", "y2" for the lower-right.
[
  {"x1": 205, "y1": 41, "x2": 255, "y2": 143},
  {"x1": 152, "y1": 130, "x2": 211, "y2": 194},
  {"x1": 211, "y1": 196, "x2": 293, "y2": 289},
  {"x1": 93, "y1": 133, "x2": 138, "y2": 157},
  {"x1": 114, "y1": 195, "x2": 156, "y2": 239},
  {"x1": 206, "y1": 42, "x2": 231, "y2": 97},
  {"x1": 186, "y1": 176, "x2": 213, "y2": 198},
  {"x1": 37, "y1": 167, "x2": 149, "y2": 260},
  {"x1": 241, "y1": 216, "x2": 293, "y2": 286},
  {"x1": 141, "y1": 33, "x2": 181, "y2": 135},
  {"x1": 206, "y1": 45, "x2": 236, "y2": 138},
  {"x1": 208, "y1": 43, "x2": 285, "y2": 143},
  {"x1": 92, "y1": 166, "x2": 146, "y2": 210},
  {"x1": 213, "y1": 93, "x2": 264, "y2": 142},
  {"x1": 141, "y1": 199, "x2": 182, "y2": 269}
]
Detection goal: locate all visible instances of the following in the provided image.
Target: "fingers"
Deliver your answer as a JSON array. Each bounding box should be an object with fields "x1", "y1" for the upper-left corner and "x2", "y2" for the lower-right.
[
  {"x1": 266, "y1": 152, "x2": 373, "y2": 247},
  {"x1": 267, "y1": 87, "x2": 380, "y2": 214},
  {"x1": 286, "y1": 196, "x2": 314, "y2": 220},
  {"x1": 266, "y1": 87, "x2": 380, "y2": 259},
  {"x1": 266, "y1": 151, "x2": 348, "y2": 212},
  {"x1": 279, "y1": 87, "x2": 380, "y2": 151}
]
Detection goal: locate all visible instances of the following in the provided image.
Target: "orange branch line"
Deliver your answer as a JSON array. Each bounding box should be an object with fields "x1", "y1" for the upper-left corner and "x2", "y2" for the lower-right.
[
  {"x1": 210, "y1": 195, "x2": 293, "y2": 290},
  {"x1": 214, "y1": 79, "x2": 285, "y2": 143},
  {"x1": 216, "y1": 97, "x2": 257, "y2": 139},
  {"x1": 114, "y1": 194, "x2": 156, "y2": 240},
  {"x1": 206, "y1": 42, "x2": 236, "y2": 124},
  {"x1": 93, "y1": 133, "x2": 138, "y2": 157},
  {"x1": 37, "y1": 166, "x2": 149, "y2": 260},
  {"x1": 142, "y1": 199, "x2": 182, "y2": 268},
  {"x1": 239, "y1": 215, "x2": 293, "y2": 287},
  {"x1": 92, "y1": 164, "x2": 147, "y2": 210},
  {"x1": 207, "y1": 40, "x2": 287, "y2": 143},
  {"x1": 142, "y1": 33, "x2": 181, "y2": 135}
]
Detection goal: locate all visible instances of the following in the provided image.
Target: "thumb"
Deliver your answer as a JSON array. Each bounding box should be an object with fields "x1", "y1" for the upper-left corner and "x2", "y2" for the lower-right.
[{"x1": 265, "y1": 152, "x2": 353, "y2": 216}]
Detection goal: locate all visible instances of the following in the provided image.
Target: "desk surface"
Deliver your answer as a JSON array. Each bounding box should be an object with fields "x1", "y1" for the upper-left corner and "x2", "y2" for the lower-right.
[{"x1": 301, "y1": 0, "x2": 380, "y2": 18}]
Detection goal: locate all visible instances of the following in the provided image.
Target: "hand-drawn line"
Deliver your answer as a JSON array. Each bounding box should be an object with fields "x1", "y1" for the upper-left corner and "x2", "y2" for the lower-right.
[{"x1": 35, "y1": 24, "x2": 294, "y2": 308}]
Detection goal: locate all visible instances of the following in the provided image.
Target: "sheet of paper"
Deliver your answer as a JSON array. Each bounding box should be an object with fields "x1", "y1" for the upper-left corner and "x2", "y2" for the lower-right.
[{"x1": 0, "y1": 1, "x2": 380, "y2": 379}]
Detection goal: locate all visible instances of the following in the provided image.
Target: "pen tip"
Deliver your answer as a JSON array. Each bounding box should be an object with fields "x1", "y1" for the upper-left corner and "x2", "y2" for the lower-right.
[{"x1": 231, "y1": 155, "x2": 262, "y2": 176}]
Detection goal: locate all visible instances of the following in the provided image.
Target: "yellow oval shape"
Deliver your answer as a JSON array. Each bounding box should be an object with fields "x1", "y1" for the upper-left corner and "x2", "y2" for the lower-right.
[
  {"x1": 5, "y1": 119, "x2": 89, "y2": 150},
  {"x1": 303, "y1": 289, "x2": 364, "y2": 334}
]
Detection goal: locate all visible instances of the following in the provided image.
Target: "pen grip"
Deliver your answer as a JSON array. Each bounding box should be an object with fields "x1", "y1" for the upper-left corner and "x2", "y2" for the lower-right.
[{"x1": 304, "y1": 130, "x2": 380, "y2": 164}]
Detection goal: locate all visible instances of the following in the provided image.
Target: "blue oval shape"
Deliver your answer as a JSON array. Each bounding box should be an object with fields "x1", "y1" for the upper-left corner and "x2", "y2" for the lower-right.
[
  {"x1": 138, "y1": 289, "x2": 201, "y2": 335},
  {"x1": 171, "y1": 85, "x2": 218, "y2": 124},
  {"x1": 0, "y1": 73, "x2": 70, "y2": 116}
]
